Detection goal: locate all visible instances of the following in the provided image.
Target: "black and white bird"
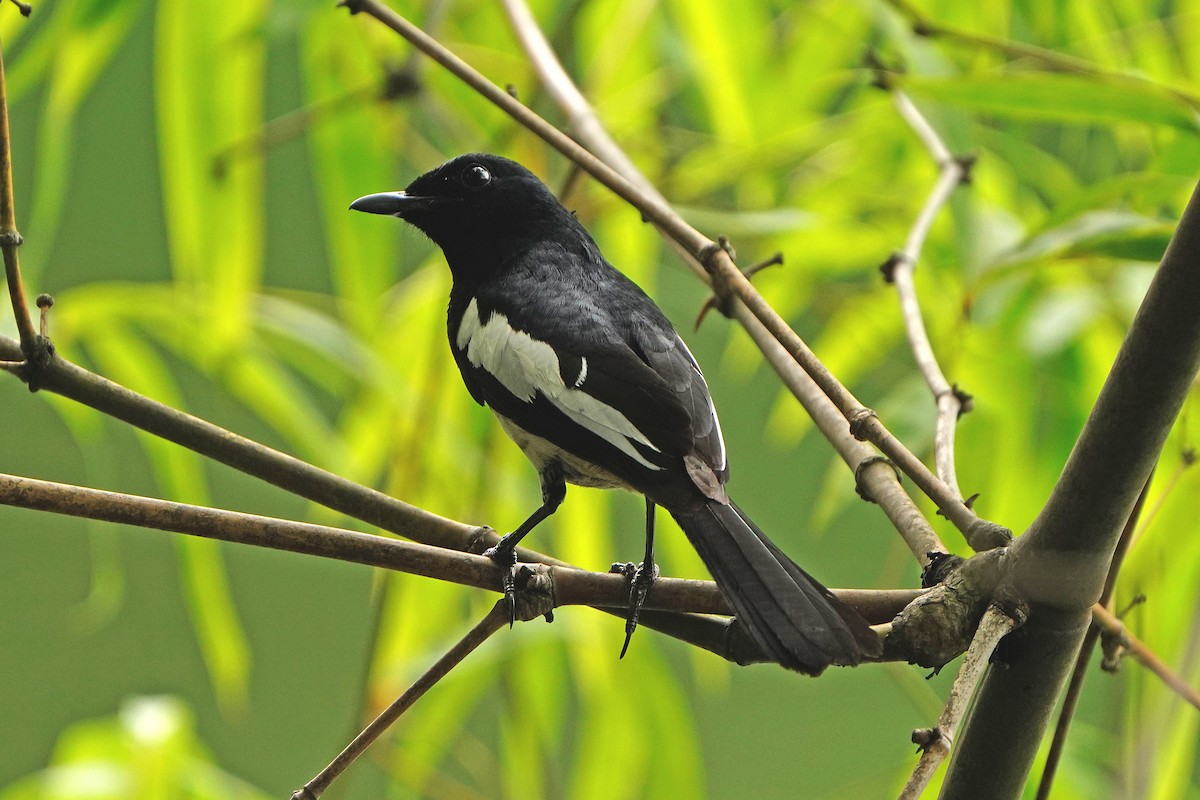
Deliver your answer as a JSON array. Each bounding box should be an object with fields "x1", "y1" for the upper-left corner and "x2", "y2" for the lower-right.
[{"x1": 350, "y1": 153, "x2": 878, "y2": 674}]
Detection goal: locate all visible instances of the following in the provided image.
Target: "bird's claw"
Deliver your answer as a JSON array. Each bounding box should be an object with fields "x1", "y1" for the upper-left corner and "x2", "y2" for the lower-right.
[
  {"x1": 485, "y1": 541, "x2": 519, "y2": 626},
  {"x1": 610, "y1": 561, "x2": 659, "y2": 658}
]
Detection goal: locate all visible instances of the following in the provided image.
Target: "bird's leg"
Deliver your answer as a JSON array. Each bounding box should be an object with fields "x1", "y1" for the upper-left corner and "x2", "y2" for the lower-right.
[
  {"x1": 485, "y1": 464, "x2": 565, "y2": 626},
  {"x1": 614, "y1": 497, "x2": 660, "y2": 658}
]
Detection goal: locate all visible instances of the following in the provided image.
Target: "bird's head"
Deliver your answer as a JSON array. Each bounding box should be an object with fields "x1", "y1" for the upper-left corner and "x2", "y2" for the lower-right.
[{"x1": 350, "y1": 153, "x2": 575, "y2": 265}]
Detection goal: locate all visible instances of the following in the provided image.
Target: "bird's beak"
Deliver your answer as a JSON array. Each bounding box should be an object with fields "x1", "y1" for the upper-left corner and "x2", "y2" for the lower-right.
[{"x1": 349, "y1": 191, "x2": 448, "y2": 216}]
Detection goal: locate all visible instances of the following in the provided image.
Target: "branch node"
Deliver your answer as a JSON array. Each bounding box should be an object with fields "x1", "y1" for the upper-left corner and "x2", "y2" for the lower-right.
[
  {"x1": 847, "y1": 407, "x2": 878, "y2": 441},
  {"x1": 990, "y1": 587, "x2": 1031, "y2": 630},
  {"x1": 879, "y1": 251, "x2": 910, "y2": 284},
  {"x1": 1116, "y1": 593, "x2": 1147, "y2": 619},
  {"x1": 381, "y1": 63, "x2": 421, "y2": 101},
  {"x1": 6, "y1": 0, "x2": 31, "y2": 17},
  {"x1": 854, "y1": 455, "x2": 900, "y2": 503},
  {"x1": 696, "y1": 235, "x2": 737, "y2": 323},
  {"x1": 512, "y1": 563, "x2": 556, "y2": 621},
  {"x1": 698, "y1": 234, "x2": 736, "y2": 269},
  {"x1": 17, "y1": 334, "x2": 54, "y2": 391},
  {"x1": 911, "y1": 726, "x2": 947, "y2": 753},
  {"x1": 964, "y1": 518, "x2": 1013, "y2": 552},
  {"x1": 862, "y1": 49, "x2": 899, "y2": 91},
  {"x1": 465, "y1": 525, "x2": 498, "y2": 555},
  {"x1": 0, "y1": 229, "x2": 22, "y2": 247},
  {"x1": 695, "y1": 251, "x2": 782, "y2": 329},
  {"x1": 921, "y1": 551, "x2": 962, "y2": 588},
  {"x1": 337, "y1": 0, "x2": 365, "y2": 14},
  {"x1": 954, "y1": 153, "x2": 978, "y2": 185},
  {"x1": 950, "y1": 383, "x2": 974, "y2": 415},
  {"x1": 36, "y1": 292, "x2": 53, "y2": 336}
]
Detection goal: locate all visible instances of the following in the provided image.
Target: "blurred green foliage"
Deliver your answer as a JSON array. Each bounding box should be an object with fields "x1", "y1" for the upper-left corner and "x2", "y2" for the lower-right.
[{"x1": 0, "y1": 0, "x2": 1198, "y2": 797}]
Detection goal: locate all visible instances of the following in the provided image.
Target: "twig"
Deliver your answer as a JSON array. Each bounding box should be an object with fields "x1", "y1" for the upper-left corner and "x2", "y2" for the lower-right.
[
  {"x1": 694, "y1": 252, "x2": 782, "y2": 329},
  {"x1": 1091, "y1": 604, "x2": 1200, "y2": 712},
  {"x1": 0, "y1": 35, "x2": 38, "y2": 356},
  {"x1": 341, "y1": 0, "x2": 1010, "y2": 552},
  {"x1": 5, "y1": 1, "x2": 31, "y2": 17},
  {"x1": 885, "y1": 90, "x2": 971, "y2": 502},
  {"x1": 292, "y1": 600, "x2": 511, "y2": 800},
  {"x1": 492, "y1": 0, "x2": 950, "y2": 563},
  {"x1": 899, "y1": 601, "x2": 1028, "y2": 799},
  {"x1": 1037, "y1": 474, "x2": 1152, "y2": 800}
]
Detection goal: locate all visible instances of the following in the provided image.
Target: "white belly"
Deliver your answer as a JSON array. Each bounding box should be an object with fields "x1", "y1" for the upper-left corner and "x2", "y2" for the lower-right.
[{"x1": 495, "y1": 414, "x2": 632, "y2": 491}]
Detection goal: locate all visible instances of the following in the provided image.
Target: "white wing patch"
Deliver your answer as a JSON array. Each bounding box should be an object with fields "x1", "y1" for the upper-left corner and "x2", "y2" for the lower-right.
[{"x1": 457, "y1": 298, "x2": 663, "y2": 470}]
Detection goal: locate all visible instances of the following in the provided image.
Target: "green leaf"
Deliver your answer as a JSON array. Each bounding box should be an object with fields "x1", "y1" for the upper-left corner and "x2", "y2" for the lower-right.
[
  {"x1": 905, "y1": 74, "x2": 1200, "y2": 132},
  {"x1": 997, "y1": 210, "x2": 1173, "y2": 267},
  {"x1": 86, "y1": 325, "x2": 252, "y2": 714}
]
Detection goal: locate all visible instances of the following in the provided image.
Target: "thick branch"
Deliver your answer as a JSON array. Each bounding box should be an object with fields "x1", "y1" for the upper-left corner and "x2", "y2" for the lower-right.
[{"x1": 944, "y1": 180, "x2": 1200, "y2": 797}]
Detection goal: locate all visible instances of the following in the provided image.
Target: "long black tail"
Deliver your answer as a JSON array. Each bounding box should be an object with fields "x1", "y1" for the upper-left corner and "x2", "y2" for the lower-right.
[{"x1": 671, "y1": 499, "x2": 880, "y2": 674}]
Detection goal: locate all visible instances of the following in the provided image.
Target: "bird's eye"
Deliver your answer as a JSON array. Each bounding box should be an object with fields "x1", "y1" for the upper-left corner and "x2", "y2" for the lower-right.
[{"x1": 461, "y1": 164, "x2": 492, "y2": 189}]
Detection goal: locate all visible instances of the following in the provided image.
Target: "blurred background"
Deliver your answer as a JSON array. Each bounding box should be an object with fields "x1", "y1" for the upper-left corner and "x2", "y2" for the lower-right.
[{"x1": 0, "y1": 0, "x2": 1197, "y2": 797}]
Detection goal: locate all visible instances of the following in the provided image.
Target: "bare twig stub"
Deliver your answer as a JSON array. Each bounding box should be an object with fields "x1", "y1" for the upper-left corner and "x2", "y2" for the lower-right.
[
  {"x1": 898, "y1": 600, "x2": 1028, "y2": 800},
  {"x1": 1091, "y1": 604, "x2": 1200, "y2": 712}
]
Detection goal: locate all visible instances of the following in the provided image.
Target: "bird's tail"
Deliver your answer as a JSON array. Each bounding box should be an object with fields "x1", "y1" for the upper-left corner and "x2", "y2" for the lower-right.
[{"x1": 670, "y1": 500, "x2": 880, "y2": 674}]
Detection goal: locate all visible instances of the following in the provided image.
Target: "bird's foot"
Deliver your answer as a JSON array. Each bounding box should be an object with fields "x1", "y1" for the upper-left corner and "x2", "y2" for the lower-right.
[
  {"x1": 610, "y1": 560, "x2": 660, "y2": 658},
  {"x1": 484, "y1": 537, "x2": 520, "y2": 626}
]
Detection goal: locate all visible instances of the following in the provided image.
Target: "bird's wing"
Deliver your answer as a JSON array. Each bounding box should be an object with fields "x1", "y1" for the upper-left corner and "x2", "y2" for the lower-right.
[
  {"x1": 630, "y1": 317, "x2": 728, "y2": 485},
  {"x1": 451, "y1": 293, "x2": 691, "y2": 483}
]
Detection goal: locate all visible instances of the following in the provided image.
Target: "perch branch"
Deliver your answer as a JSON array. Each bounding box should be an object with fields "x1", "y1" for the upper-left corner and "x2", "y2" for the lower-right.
[{"x1": 0, "y1": 472, "x2": 915, "y2": 654}]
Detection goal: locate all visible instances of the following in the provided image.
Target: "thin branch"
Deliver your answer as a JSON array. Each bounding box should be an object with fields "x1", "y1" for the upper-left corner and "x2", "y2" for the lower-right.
[
  {"x1": 293, "y1": 600, "x2": 511, "y2": 800},
  {"x1": 494, "y1": 0, "x2": 950, "y2": 563},
  {"x1": 0, "y1": 35, "x2": 38, "y2": 356},
  {"x1": 899, "y1": 601, "x2": 1027, "y2": 800},
  {"x1": 1038, "y1": 474, "x2": 1152, "y2": 800},
  {"x1": 887, "y1": 90, "x2": 971, "y2": 502},
  {"x1": 1091, "y1": 604, "x2": 1200, "y2": 712},
  {"x1": 0, "y1": 336, "x2": 483, "y2": 548},
  {"x1": 341, "y1": 0, "x2": 1010, "y2": 552}
]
